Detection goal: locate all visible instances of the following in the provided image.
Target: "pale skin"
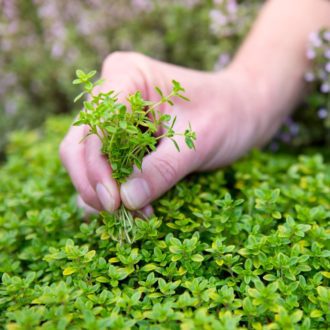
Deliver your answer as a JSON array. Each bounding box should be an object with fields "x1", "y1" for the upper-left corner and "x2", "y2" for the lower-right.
[{"x1": 60, "y1": 0, "x2": 330, "y2": 214}]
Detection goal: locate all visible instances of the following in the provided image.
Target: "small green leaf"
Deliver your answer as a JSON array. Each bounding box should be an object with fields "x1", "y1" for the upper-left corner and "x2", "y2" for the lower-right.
[
  {"x1": 63, "y1": 267, "x2": 77, "y2": 276},
  {"x1": 185, "y1": 136, "x2": 195, "y2": 149},
  {"x1": 155, "y1": 86, "x2": 164, "y2": 97},
  {"x1": 191, "y1": 254, "x2": 204, "y2": 262},
  {"x1": 83, "y1": 101, "x2": 94, "y2": 111},
  {"x1": 141, "y1": 264, "x2": 159, "y2": 272},
  {"x1": 310, "y1": 310, "x2": 322, "y2": 318},
  {"x1": 87, "y1": 70, "x2": 97, "y2": 78},
  {"x1": 119, "y1": 121, "x2": 127, "y2": 129},
  {"x1": 171, "y1": 139, "x2": 180, "y2": 152},
  {"x1": 74, "y1": 92, "x2": 85, "y2": 103},
  {"x1": 96, "y1": 276, "x2": 109, "y2": 283},
  {"x1": 76, "y1": 69, "x2": 86, "y2": 79}
]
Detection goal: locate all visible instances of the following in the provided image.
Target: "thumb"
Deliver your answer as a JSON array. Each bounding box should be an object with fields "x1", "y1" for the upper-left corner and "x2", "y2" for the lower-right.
[{"x1": 120, "y1": 137, "x2": 197, "y2": 210}]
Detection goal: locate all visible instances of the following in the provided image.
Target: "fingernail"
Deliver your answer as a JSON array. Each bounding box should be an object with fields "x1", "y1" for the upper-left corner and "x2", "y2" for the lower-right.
[
  {"x1": 96, "y1": 183, "x2": 115, "y2": 212},
  {"x1": 121, "y1": 178, "x2": 151, "y2": 209},
  {"x1": 142, "y1": 205, "x2": 154, "y2": 218}
]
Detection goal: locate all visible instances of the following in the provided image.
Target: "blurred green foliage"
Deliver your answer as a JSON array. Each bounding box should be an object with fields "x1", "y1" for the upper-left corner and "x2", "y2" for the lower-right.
[{"x1": 1, "y1": 116, "x2": 330, "y2": 328}]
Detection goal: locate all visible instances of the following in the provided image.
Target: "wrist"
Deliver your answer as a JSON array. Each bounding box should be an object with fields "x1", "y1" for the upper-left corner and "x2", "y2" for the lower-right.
[
  {"x1": 220, "y1": 65, "x2": 275, "y2": 150},
  {"x1": 226, "y1": 61, "x2": 285, "y2": 148},
  {"x1": 223, "y1": 0, "x2": 330, "y2": 148},
  {"x1": 201, "y1": 67, "x2": 268, "y2": 167}
]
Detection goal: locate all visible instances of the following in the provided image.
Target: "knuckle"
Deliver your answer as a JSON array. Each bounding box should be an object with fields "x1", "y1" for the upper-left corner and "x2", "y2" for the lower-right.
[
  {"x1": 103, "y1": 51, "x2": 147, "y2": 71},
  {"x1": 103, "y1": 51, "x2": 122, "y2": 67},
  {"x1": 152, "y1": 156, "x2": 179, "y2": 186}
]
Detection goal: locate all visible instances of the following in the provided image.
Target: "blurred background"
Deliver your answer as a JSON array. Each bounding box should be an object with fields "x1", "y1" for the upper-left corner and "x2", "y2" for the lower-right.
[{"x1": 1, "y1": 0, "x2": 329, "y2": 157}]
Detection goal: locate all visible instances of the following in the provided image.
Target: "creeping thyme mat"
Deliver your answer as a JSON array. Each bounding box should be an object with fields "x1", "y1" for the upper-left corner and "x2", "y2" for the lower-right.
[{"x1": 0, "y1": 117, "x2": 330, "y2": 330}]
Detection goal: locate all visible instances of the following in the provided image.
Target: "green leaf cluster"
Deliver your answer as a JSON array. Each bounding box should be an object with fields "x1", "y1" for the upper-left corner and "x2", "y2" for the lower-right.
[{"x1": 0, "y1": 117, "x2": 330, "y2": 329}]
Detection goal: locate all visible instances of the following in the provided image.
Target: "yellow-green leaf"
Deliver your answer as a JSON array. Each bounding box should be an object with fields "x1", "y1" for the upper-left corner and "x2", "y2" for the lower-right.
[
  {"x1": 191, "y1": 254, "x2": 204, "y2": 262},
  {"x1": 141, "y1": 263, "x2": 158, "y2": 272},
  {"x1": 63, "y1": 267, "x2": 76, "y2": 276},
  {"x1": 96, "y1": 276, "x2": 108, "y2": 283},
  {"x1": 101, "y1": 232, "x2": 110, "y2": 240},
  {"x1": 310, "y1": 310, "x2": 322, "y2": 318},
  {"x1": 321, "y1": 271, "x2": 330, "y2": 278},
  {"x1": 84, "y1": 250, "x2": 96, "y2": 262}
]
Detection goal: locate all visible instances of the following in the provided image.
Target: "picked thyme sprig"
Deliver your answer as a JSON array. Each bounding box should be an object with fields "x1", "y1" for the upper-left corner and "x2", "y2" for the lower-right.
[{"x1": 73, "y1": 69, "x2": 196, "y2": 243}]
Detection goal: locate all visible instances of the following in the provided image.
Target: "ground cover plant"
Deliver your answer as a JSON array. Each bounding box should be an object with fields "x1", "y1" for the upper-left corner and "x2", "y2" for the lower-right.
[{"x1": 0, "y1": 117, "x2": 329, "y2": 329}]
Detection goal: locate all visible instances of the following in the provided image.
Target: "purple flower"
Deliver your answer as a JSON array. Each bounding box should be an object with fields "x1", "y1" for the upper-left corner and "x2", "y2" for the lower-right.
[
  {"x1": 182, "y1": 0, "x2": 200, "y2": 8},
  {"x1": 318, "y1": 108, "x2": 328, "y2": 119},
  {"x1": 304, "y1": 72, "x2": 315, "y2": 82},
  {"x1": 309, "y1": 32, "x2": 322, "y2": 47},
  {"x1": 131, "y1": 0, "x2": 153, "y2": 12},
  {"x1": 289, "y1": 123, "x2": 299, "y2": 136},
  {"x1": 4, "y1": 100, "x2": 17, "y2": 115},
  {"x1": 214, "y1": 53, "x2": 231, "y2": 70},
  {"x1": 325, "y1": 48, "x2": 330, "y2": 59},
  {"x1": 319, "y1": 70, "x2": 328, "y2": 81},
  {"x1": 227, "y1": 0, "x2": 238, "y2": 14},
  {"x1": 209, "y1": 9, "x2": 229, "y2": 34},
  {"x1": 306, "y1": 48, "x2": 316, "y2": 60},
  {"x1": 210, "y1": 9, "x2": 227, "y2": 26},
  {"x1": 323, "y1": 30, "x2": 330, "y2": 42},
  {"x1": 51, "y1": 43, "x2": 64, "y2": 58},
  {"x1": 325, "y1": 62, "x2": 330, "y2": 73},
  {"x1": 321, "y1": 83, "x2": 330, "y2": 94},
  {"x1": 279, "y1": 132, "x2": 291, "y2": 143}
]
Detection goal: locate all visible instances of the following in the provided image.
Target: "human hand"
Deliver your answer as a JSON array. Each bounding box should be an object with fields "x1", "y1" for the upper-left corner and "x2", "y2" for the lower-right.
[{"x1": 60, "y1": 52, "x2": 264, "y2": 213}]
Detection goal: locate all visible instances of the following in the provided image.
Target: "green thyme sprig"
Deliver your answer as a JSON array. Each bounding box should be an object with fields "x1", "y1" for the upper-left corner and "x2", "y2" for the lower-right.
[
  {"x1": 72, "y1": 69, "x2": 196, "y2": 243},
  {"x1": 73, "y1": 69, "x2": 196, "y2": 183}
]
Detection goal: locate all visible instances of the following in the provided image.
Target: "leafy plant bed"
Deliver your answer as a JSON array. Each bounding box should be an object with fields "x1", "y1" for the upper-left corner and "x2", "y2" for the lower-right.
[{"x1": 0, "y1": 117, "x2": 329, "y2": 329}]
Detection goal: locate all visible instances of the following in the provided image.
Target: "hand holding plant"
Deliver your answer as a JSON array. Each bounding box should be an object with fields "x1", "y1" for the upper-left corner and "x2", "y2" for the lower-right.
[
  {"x1": 70, "y1": 67, "x2": 196, "y2": 242},
  {"x1": 72, "y1": 69, "x2": 195, "y2": 184},
  {"x1": 60, "y1": 52, "x2": 262, "y2": 215}
]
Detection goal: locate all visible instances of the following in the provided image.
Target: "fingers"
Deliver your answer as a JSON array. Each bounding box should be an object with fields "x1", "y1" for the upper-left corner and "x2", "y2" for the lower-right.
[
  {"x1": 60, "y1": 52, "x2": 151, "y2": 213},
  {"x1": 62, "y1": 52, "x2": 166, "y2": 213},
  {"x1": 100, "y1": 52, "x2": 150, "y2": 104},
  {"x1": 141, "y1": 205, "x2": 154, "y2": 217},
  {"x1": 120, "y1": 136, "x2": 197, "y2": 210},
  {"x1": 80, "y1": 53, "x2": 148, "y2": 211},
  {"x1": 59, "y1": 125, "x2": 102, "y2": 210},
  {"x1": 84, "y1": 134, "x2": 120, "y2": 212},
  {"x1": 77, "y1": 195, "x2": 98, "y2": 217}
]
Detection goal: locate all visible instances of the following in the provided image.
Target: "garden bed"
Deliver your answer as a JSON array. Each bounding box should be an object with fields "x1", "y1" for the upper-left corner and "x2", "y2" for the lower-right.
[{"x1": 0, "y1": 117, "x2": 329, "y2": 329}]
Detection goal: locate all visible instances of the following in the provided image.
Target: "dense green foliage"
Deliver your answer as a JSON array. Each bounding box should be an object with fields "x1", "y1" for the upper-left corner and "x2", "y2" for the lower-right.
[{"x1": 0, "y1": 117, "x2": 329, "y2": 329}]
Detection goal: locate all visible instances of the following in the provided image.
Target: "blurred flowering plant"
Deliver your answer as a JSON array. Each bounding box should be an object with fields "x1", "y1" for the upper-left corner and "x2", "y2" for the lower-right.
[
  {"x1": 1, "y1": 0, "x2": 329, "y2": 154},
  {"x1": 1, "y1": 0, "x2": 265, "y2": 155},
  {"x1": 305, "y1": 30, "x2": 330, "y2": 119},
  {"x1": 272, "y1": 28, "x2": 330, "y2": 149}
]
